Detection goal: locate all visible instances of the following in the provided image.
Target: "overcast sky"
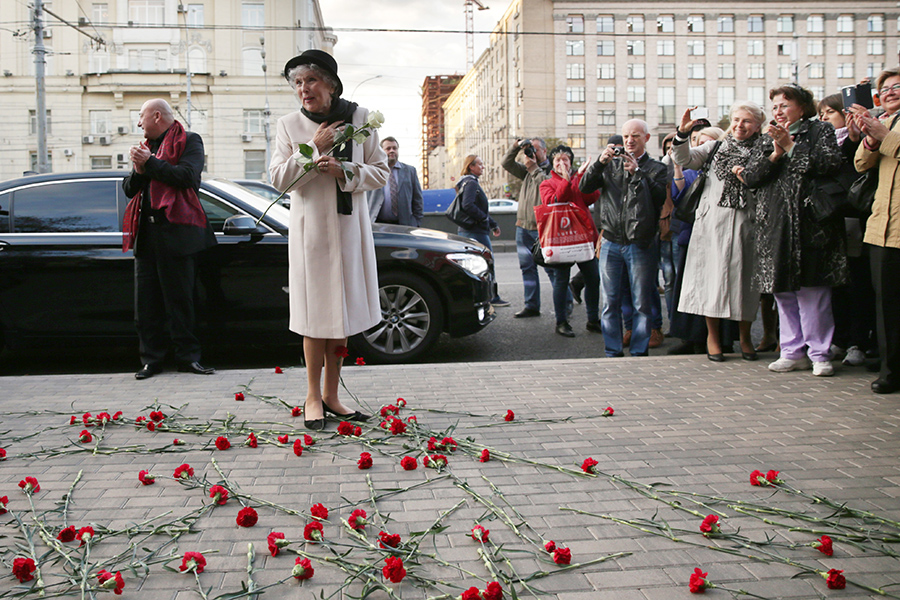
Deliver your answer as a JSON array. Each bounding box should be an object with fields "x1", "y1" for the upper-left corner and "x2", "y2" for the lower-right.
[{"x1": 319, "y1": 0, "x2": 499, "y2": 171}]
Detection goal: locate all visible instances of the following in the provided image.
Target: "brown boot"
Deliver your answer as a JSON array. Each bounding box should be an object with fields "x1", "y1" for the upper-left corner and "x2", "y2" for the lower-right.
[
  {"x1": 649, "y1": 328, "x2": 664, "y2": 348},
  {"x1": 623, "y1": 330, "x2": 632, "y2": 347}
]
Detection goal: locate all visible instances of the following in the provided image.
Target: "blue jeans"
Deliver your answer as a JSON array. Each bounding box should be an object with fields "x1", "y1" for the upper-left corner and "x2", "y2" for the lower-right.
[
  {"x1": 620, "y1": 238, "x2": 663, "y2": 331},
  {"x1": 458, "y1": 228, "x2": 501, "y2": 302},
  {"x1": 600, "y1": 240, "x2": 659, "y2": 357},
  {"x1": 517, "y1": 227, "x2": 572, "y2": 313},
  {"x1": 552, "y1": 258, "x2": 599, "y2": 325}
]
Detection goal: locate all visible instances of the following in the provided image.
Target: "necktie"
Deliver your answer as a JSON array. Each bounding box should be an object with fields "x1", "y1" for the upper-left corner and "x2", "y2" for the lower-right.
[{"x1": 389, "y1": 170, "x2": 399, "y2": 217}]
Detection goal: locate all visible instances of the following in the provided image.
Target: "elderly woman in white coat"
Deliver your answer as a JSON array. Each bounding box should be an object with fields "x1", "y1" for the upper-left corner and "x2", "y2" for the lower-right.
[
  {"x1": 269, "y1": 50, "x2": 389, "y2": 430},
  {"x1": 672, "y1": 102, "x2": 766, "y2": 361}
]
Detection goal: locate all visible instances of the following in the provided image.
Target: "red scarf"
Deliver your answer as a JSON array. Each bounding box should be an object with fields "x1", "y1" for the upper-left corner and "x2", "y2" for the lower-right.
[{"x1": 122, "y1": 120, "x2": 206, "y2": 251}]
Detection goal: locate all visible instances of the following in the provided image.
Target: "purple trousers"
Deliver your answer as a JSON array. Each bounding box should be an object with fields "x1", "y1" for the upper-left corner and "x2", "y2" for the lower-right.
[{"x1": 773, "y1": 286, "x2": 834, "y2": 362}]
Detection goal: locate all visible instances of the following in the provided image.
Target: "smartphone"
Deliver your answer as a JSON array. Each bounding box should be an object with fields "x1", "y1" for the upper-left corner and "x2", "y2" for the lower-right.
[
  {"x1": 690, "y1": 107, "x2": 709, "y2": 121},
  {"x1": 842, "y1": 83, "x2": 874, "y2": 110}
]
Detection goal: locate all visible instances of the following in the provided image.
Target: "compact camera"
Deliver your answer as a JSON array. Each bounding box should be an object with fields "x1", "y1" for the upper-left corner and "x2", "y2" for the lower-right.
[
  {"x1": 612, "y1": 147, "x2": 626, "y2": 156},
  {"x1": 518, "y1": 139, "x2": 536, "y2": 159}
]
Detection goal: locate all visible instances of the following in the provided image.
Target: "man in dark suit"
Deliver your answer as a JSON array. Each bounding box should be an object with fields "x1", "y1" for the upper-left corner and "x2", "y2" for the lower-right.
[
  {"x1": 122, "y1": 98, "x2": 216, "y2": 380},
  {"x1": 367, "y1": 137, "x2": 424, "y2": 227}
]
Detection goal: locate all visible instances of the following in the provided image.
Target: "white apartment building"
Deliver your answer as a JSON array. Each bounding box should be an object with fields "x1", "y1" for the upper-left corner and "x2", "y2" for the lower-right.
[
  {"x1": 0, "y1": 0, "x2": 334, "y2": 181},
  {"x1": 443, "y1": 0, "x2": 898, "y2": 198}
]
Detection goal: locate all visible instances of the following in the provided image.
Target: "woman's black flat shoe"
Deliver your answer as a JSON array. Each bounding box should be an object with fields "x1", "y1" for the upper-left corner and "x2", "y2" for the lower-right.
[
  {"x1": 304, "y1": 418, "x2": 325, "y2": 431},
  {"x1": 707, "y1": 353, "x2": 726, "y2": 362},
  {"x1": 323, "y1": 405, "x2": 370, "y2": 422},
  {"x1": 741, "y1": 351, "x2": 759, "y2": 361},
  {"x1": 756, "y1": 342, "x2": 777, "y2": 353}
]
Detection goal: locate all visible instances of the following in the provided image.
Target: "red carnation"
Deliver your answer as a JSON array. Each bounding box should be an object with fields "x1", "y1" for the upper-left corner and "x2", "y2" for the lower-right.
[
  {"x1": 304, "y1": 434, "x2": 315, "y2": 446},
  {"x1": 209, "y1": 485, "x2": 229, "y2": 505},
  {"x1": 552, "y1": 547, "x2": 571, "y2": 565},
  {"x1": 424, "y1": 454, "x2": 448, "y2": 469},
  {"x1": 689, "y1": 568, "x2": 710, "y2": 593},
  {"x1": 149, "y1": 410, "x2": 165, "y2": 422},
  {"x1": 180, "y1": 551, "x2": 206, "y2": 574},
  {"x1": 274, "y1": 366, "x2": 283, "y2": 373},
  {"x1": 246, "y1": 432, "x2": 258, "y2": 448},
  {"x1": 96, "y1": 412, "x2": 112, "y2": 425},
  {"x1": 12, "y1": 557, "x2": 36, "y2": 583},
  {"x1": 135, "y1": 416, "x2": 147, "y2": 426},
  {"x1": 0, "y1": 496, "x2": 7, "y2": 515},
  {"x1": 215, "y1": 436, "x2": 230, "y2": 450},
  {"x1": 291, "y1": 406, "x2": 302, "y2": 417},
  {"x1": 766, "y1": 469, "x2": 782, "y2": 484},
  {"x1": 483, "y1": 581, "x2": 503, "y2": 600},
  {"x1": 303, "y1": 521, "x2": 324, "y2": 542},
  {"x1": 79, "y1": 430, "x2": 93, "y2": 443},
  {"x1": 335, "y1": 345, "x2": 349, "y2": 358},
  {"x1": 471, "y1": 525, "x2": 489, "y2": 542},
  {"x1": 380, "y1": 405, "x2": 399, "y2": 417},
  {"x1": 749, "y1": 469, "x2": 766, "y2": 486},
  {"x1": 358, "y1": 452, "x2": 373, "y2": 469},
  {"x1": 356, "y1": 357, "x2": 366, "y2": 365},
  {"x1": 378, "y1": 531, "x2": 401, "y2": 548},
  {"x1": 293, "y1": 439, "x2": 304, "y2": 457},
  {"x1": 173, "y1": 438, "x2": 185, "y2": 446},
  {"x1": 461, "y1": 587, "x2": 482, "y2": 600},
  {"x1": 267, "y1": 531, "x2": 287, "y2": 556},
  {"x1": 382, "y1": 556, "x2": 406, "y2": 583},
  {"x1": 236, "y1": 506, "x2": 258, "y2": 527},
  {"x1": 234, "y1": 392, "x2": 244, "y2": 401},
  {"x1": 97, "y1": 569, "x2": 125, "y2": 595},
  {"x1": 602, "y1": 406, "x2": 614, "y2": 416},
  {"x1": 277, "y1": 434, "x2": 289, "y2": 444},
  {"x1": 174, "y1": 464, "x2": 194, "y2": 479},
  {"x1": 581, "y1": 457, "x2": 598, "y2": 474},
  {"x1": 814, "y1": 535, "x2": 834, "y2": 556},
  {"x1": 480, "y1": 449, "x2": 490, "y2": 462},
  {"x1": 544, "y1": 540, "x2": 556, "y2": 552},
  {"x1": 292, "y1": 557, "x2": 314, "y2": 580},
  {"x1": 504, "y1": 410, "x2": 515, "y2": 421},
  {"x1": 82, "y1": 412, "x2": 94, "y2": 426},
  {"x1": 441, "y1": 437, "x2": 458, "y2": 452},
  {"x1": 401, "y1": 456, "x2": 418, "y2": 470},
  {"x1": 353, "y1": 425, "x2": 362, "y2": 436},
  {"x1": 407, "y1": 415, "x2": 417, "y2": 423},
  {"x1": 77, "y1": 526, "x2": 94, "y2": 546},
  {"x1": 310, "y1": 503, "x2": 329, "y2": 520},
  {"x1": 825, "y1": 568, "x2": 846, "y2": 590},
  {"x1": 389, "y1": 418, "x2": 407, "y2": 435},
  {"x1": 146, "y1": 421, "x2": 156, "y2": 432},
  {"x1": 57, "y1": 525, "x2": 76, "y2": 543},
  {"x1": 69, "y1": 416, "x2": 77, "y2": 425},
  {"x1": 699, "y1": 515, "x2": 720, "y2": 535},
  {"x1": 337, "y1": 421, "x2": 355, "y2": 436},
  {"x1": 348, "y1": 509, "x2": 368, "y2": 530},
  {"x1": 138, "y1": 470, "x2": 155, "y2": 485},
  {"x1": 112, "y1": 411, "x2": 123, "y2": 420},
  {"x1": 18, "y1": 477, "x2": 40, "y2": 494},
  {"x1": 396, "y1": 398, "x2": 407, "y2": 407}
]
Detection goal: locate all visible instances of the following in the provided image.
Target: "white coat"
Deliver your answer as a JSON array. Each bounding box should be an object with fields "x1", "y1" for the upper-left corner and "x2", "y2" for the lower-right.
[{"x1": 269, "y1": 106, "x2": 389, "y2": 339}]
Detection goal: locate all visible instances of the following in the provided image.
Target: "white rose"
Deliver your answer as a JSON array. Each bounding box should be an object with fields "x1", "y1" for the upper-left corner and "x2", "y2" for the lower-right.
[{"x1": 365, "y1": 110, "x2": 385, "y2": 129}]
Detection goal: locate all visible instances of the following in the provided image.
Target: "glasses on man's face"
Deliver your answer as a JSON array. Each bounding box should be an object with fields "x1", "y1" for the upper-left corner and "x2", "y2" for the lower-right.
[{"x1": 879, "y1": 83, "x2": 900, "y2": 96}]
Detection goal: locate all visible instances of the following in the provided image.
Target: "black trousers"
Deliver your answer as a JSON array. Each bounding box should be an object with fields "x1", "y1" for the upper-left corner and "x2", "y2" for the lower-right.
[
  {"x1": 869, "y1": 244, "x2": 900, "y2": 383},
  {"x1": 135, "y1": 226, "x2": 202, "y2": 366}
]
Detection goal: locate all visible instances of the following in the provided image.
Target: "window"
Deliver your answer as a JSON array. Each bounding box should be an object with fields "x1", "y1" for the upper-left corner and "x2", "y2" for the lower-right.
[
  {"x1": 748, "y1": 63, "x2": 765, "y2": 79},
  {"x1": 808, "y1": 63, "x2": 825, "y2": 78},
  {"x1": 243, "y1": 109, "x2": 265, "y2": 134},
  {"x1": 777, "y1": 40, "x2": 793, "y2": 56},
  {"x1": 596, "y1": 86, "x2": 615, "y2": 102},
  {"x1": 809, "y1": 87, "x2": 826, "y2": 102},
  {"x1": 627, "y1": 40, "x2": 645, "y2": 56},
  {"x1": 566, "y1": 40, "x2": 584, "y2": 56},
  {"x1": 567, "y1": 133, "x2": 585, "y2": 149},
  {"x1": 242, "y1": 47, "x2": 264, "y2": 76},
  {"x1": 688, "y1": 63, "x2": 705, "y2": 79},
  {"x1": 128, "y1": 48, "x2": 166, "y2": 71},
  {"x1": 837, "y1": 63, "x2": 854, "y2": 79},
  {"x1": 130, "y1": 110, "x2": 141, "y2": 134},
  {"x1": 186, "y1": 4, "x2": 204, "y2": 27},
  {"x1": 868, "y1": 62, "x2": 884, "y2": 79},
  {"x1": 28, "y1": 152, "x2": 53, "y2": 174},
  {"x1": 837, "y1": 40, "x2": 854, "y2": 55},
  {"x1": 687, "y1": 41, "x2": 705, "y2": 56},
  {"x1": 567, "y1": 110, "x2": 586, "y2": 126},
  {"x1": 807, "y1": 39, "x2": 823, "y2": 55},
  {"x1": 567, "y1": 86, "x2": 585, "y2": 102},
  {"x1": 598, "y1": 109, "x2": 616, "y2": 125},
  {"x1": 807, "y1": 15, "x2": 823, "y2": 33},
  {"x1": 868, "y1": 14, "x2": 884, "y2": 32},
  {"x1": 241, "y1": 2, "x2": 264, "y2": 28},
  {"x1": 658, "y1": 63, "x2": 675, "y2": 78},
  {"x1": 29, "y1": 110, "x2": 51, "y2": 135},
  {"x1": 748, "y1": 87, "x2": 766, "y2": 106},
  {"x1": 747, "y1": 40, "x2": 764, "y2": 55},
  {"x1": 718, "y1": 63, "x2": 735, "y2": 79},
  {"x1": 688, "y1": 15, "x2": 704, "y2": 32},
  {"x1": 657, "y1": 15, "x2": 674, "y2": 32},
  {"x1": 717, "y1": 40, "x2": 734, "y2": 56},
  {"x1": 627, "y1": 15, "x2": 644, "y2": 33},
  {"x1": 627, "y1": 86, "x2": 646, "y2": 102},
  {"x1": 198, "y1": 191, "x2": 240, "y2": 232},
  {"x1": 718, "y1": 15, "x2": 734, "y2": 33},
  {"x1": 13, "y1": 180, "x2": 118, "y2": 233},
  {"x1": 596, "y1": 40, "x2": 613, "y2": 56},
  {"x1": 188, "y1": 46, "x2": 206, "y2": 74},
  {"x1": 566, "y1": 14, "x2": 584, "y2": 33},
  {"x1": 777, "y1": 15, "x2": 793, "y2": 33},
  {"x1": 92, "y1": 3, "x2": 108, "y2": 25},
  {"x1": 747, "y1": 15, "x2": 763, "y2": 33},
  {"x1": 717, "y1": 87, "x2": 735, "y2": 120},
  {"x1": 778, "y1": 63, "x2": 792, "y2": 79},
  {"x1": 837, "y1": 15, "x2": 853, "y2": 32},
  {"x1": 89, "y1": 48, "x2": 109, "y2": 72},
  {"x1": 90, "y1": 156, "x2": 112, "y2": 170},
  {"x1": 566, "y1": 63, "x2": 584, "y2": 79},
  {"x1": 129, "y1": 0, "x2": 164, "y2": 25},
  {"x1": 90, "y1": 110, "x2": 111, "y2": 135},
  {"x1": 627, "y1": 63, "x2": 645, "y2": 79},
  {"x1": 597, "y1": 64, "x2": 615, "y2": 79},
  {"x1": 657, "y1": 40, "x2": 674, "y2": 56},
  {"x1": 628, "y1": 109, "x2": 646, "y2": 120},
  {"x1": 687, "y1": 86, "x2": 705, "y2": 107},
  {"x1": 868, "y1": 39, "x2": 884, "y2": 55},
  {"x1": 596, "y1": 15, "x2": 614, "y2": 33},
  {"x1": 658, "y1": 87, "x2": 676, "y2": 124}
]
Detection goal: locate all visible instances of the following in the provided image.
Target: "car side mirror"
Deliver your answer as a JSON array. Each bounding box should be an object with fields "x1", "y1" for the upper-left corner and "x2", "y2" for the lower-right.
[{"x1": 222, "y1": 215, "x2": 263, "y2": 235}]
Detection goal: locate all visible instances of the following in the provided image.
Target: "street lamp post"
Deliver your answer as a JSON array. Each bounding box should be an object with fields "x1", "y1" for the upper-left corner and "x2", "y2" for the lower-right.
[{"x1": 350, "y1": 75, "x2": 384, "y2": 100}]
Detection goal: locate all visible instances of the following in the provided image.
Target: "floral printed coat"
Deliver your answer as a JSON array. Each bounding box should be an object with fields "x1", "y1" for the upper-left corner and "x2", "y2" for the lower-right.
[{"x1": 742, "y1": 118, "x2": 848, "y2": 294}]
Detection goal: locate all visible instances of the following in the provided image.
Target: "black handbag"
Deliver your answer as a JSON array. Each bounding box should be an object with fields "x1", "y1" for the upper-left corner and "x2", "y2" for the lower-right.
[
  {"x1": 847, "y1": 169, "x2": 878, "y2": 216},
  {"x1": 811, "y1": 178, "x2": 852, "y2": 222},
  {"x1": 445, "y1": 183, "x2": 477, "y2": 229},
  {"x1": 673, "y1": 141, "x2": 720, "y2": 224}
]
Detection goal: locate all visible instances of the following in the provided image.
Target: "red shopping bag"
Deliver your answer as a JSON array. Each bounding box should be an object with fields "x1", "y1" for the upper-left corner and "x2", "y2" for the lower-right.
[{"x1": 533, "y1": 202, "x2": 595, "y2": 265}]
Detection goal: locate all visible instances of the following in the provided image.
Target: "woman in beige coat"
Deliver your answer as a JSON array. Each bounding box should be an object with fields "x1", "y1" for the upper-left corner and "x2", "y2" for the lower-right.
[{"x1": 269, "y1": 50, "x2": 389, "y2": 429}]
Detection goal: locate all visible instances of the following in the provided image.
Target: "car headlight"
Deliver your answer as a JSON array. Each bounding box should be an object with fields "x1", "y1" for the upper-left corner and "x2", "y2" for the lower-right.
[{"x1": 446, "y1": 253, "x2": 489, "y2": 277}]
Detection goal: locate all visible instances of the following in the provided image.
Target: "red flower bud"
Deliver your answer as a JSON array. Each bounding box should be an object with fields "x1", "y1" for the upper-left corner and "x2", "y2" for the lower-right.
[
  {"x1": 293, "y1": 439, "x2": 303, "y2": 456},
  {"x1": 234, "y1": 392, "x2": 245, "y2": 401},
  {"x1": 310, "y1": 503, "x2": 328, "y2": 520},
  {"x1": 236, "y1": 506, "x2": 258, "y2": 527},
  {"x1": 689, "y1": 567, "x2": 710, "y2": 593},
  {"x1": 825, "y1": 568, "x2": 845, "y2": 590},
  {"x1": 12, "y1": 557, "x2": 36, "y2": 583},
  {"x1": 504, "y1": 410, "x2": 515, "y2": 421},
  {"x1": 215, "y1": 436, "x2": 230, "y2": 450},
  {"x1": 552, "y1": 547, "x2": 571, "y2": 565},
  {"x1": 292, "y1": 557, "x2": 314, "y2": 580},
  {"x1": 291, "y1": 406, "x2": 302, "y2": 417},
  {"x1": 814, "y1": 535, "x2": 834, "y2": 556},
  {"x1": 349, "y1": 509, "x2": 368, "y2": 529},
  {"x1": 179, "y1": 551, "x2": 206, "y2": 574},
  {"x1": 382, "y1": 556, "x2": 406, "y2": 583},
  {"x1": 358, "y1": 452, "x2": 373, "y2": 469},
  {"x1": 401, "y1": 456, "x2": 418, "y2": 470},
  {"x1": 138, "y1": 470, "x2": 155, "y2": 485},
  {"x1": 174, "y1": 464, "x2": 193, "y2": 479},
  {"x1": 479, "y1": 449, "x2": 490, "y2": 462},
  {"x1": 209, "y1": 485, "x2": 229, "y2": 505},
  {"x1": 581, "y1": 457, "x2": 598, "y2": 474},
  {"x1": 303, "y1": 521, "x2": 324, "y2": 542}
]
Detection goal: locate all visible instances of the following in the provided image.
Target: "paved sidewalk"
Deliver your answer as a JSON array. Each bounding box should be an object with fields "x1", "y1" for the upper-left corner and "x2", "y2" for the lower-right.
[{"x1": 1, "y1": 356, "x2": 898, "y2": 600}]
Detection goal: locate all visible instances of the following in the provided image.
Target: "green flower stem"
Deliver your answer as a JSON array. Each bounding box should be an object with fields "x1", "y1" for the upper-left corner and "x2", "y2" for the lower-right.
[
  {"x1": 193, "y1": 568, "x2": 209, "y2": 600},
  {"x1": 365, "y1": 474, "x2": 386, "y2": 528},
  {"x1": 705, "y1": 582, "x2": 773, "y2": 600},
  {"x1": 9, "y1": 507, "x2": 47, "y2": 596},
  {"x1": 61, "y1": 470, "x2": 83, "y2": 527},
  {"x1": 290, "y1": 548, "x2": 405, "y2": 600},
  {"x1": 519, "y1": 551, "x2": 632, "y2": 582},
  {"x1": 405, "y1": 499, "x2": 467, "y2": 558},
  {"x1": 78, "y1": 538, "x2": 92, "y2": 600},
  {"x1": 245, "y1": 543, "x2": 257, "y2": 600}
]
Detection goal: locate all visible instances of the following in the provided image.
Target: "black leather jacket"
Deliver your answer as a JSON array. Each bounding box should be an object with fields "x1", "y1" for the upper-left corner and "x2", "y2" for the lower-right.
[{"x1": 579, "y1": 153, "x2": 668, "y2": 246}]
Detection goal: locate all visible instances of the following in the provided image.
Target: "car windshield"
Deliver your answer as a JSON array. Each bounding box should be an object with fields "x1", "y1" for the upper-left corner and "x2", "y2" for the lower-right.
[{"x1": 206, "y1": 179, "x2": 290, "y2": 225}]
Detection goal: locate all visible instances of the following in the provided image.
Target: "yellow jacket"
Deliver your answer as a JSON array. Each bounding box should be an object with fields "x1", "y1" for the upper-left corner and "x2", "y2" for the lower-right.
[{"x1": 856, "y1": 115, "x2": 900, "y2": 248}]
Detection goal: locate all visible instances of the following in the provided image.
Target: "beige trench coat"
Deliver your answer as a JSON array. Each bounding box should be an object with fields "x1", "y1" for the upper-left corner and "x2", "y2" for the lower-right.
[{"x1": 269, "y1": 107, "x2": 389, "y2": 339}]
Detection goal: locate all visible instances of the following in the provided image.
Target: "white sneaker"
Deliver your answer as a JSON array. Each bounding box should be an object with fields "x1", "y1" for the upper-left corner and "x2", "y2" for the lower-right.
[
  {"x1": 768, "y1": 356, "x2": 813, "y2": 372},
  {"x1": 842, "y1": 346, "x2": 866, "y2": 366},
  {"x1": 812, "y1": 361, "x2": 834, "y2": 377}
]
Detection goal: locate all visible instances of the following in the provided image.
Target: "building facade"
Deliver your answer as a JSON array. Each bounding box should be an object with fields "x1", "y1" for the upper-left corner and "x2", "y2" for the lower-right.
[
  {"x1": 421, "y1": 74, "x2": 461, "y2": 189},
  {"x1": 443, "y1": 0, "x2": 898, "y2": 198},
  {"x1": 0, "y1": 0, "x2": 334, "y2": 181}
]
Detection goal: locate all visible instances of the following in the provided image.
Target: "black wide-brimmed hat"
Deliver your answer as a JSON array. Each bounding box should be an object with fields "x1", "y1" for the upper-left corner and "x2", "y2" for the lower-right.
[{"x1": 283, "y1": 49, "x2": 343, "y2": 96}]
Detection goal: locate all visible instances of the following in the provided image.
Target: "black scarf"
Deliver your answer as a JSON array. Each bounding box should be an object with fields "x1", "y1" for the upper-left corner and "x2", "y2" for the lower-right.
[
  {"x1": 302, "y1": 98, "x2": 359, "y2": 215},
  {"x1": 713, "y1": 133, "x2": 758, "y2": 209}
]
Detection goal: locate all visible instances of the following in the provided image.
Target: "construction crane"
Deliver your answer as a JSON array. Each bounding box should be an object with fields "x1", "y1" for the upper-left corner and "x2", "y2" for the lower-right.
[{"x1": 465, "y1": 0, "x2": 489, "y2": 70}]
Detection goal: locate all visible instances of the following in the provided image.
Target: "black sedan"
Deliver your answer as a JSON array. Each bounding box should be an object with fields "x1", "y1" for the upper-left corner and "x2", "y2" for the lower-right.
[{"x1": 0, "y1": 171, "x2": 495, "y2": 364}]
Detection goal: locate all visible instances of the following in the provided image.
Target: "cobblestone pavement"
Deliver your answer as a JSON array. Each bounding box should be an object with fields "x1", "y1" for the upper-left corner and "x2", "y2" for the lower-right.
[{"x1": 1, "y1": 356, "x2": 898, "y2": 600}]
